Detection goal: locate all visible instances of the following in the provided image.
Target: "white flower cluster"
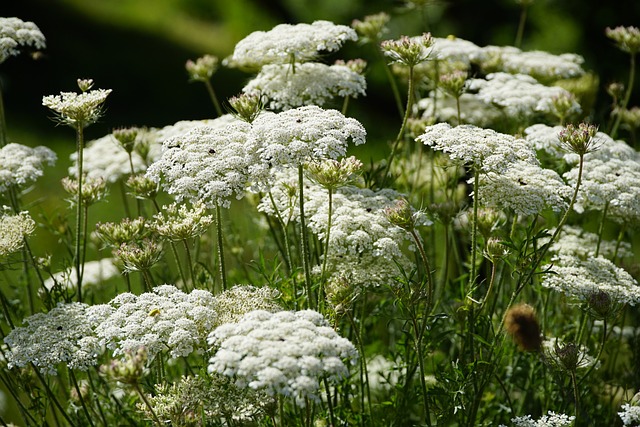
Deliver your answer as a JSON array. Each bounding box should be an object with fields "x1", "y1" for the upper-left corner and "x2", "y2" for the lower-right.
[
  {"x1": 94, "y1": 285, "x2": 218, "y2": 360},
  {"x1": 212, "y1": 285, "x2": 282, "y2": 326},
  {"x1": 542, "y1": 255, "x2": 640, "y2": 306},
  {"x1": 4, "y1": 302, "x2": 106, "y2": 374},
  {"x1": 0, "y1": 143, "x2": 56, "y2": 193},
  {"x1": 475, "y1": 161, "x2": 572, "y2": 216},
  {"x1": 545, "y1": 225, "x2": 633, "y2": 260},
  {"x1": 42, "y1": 88, "x2": 113, "y2": 127},
  {"x1": 0, "y1": 17, "x2": 46, "y2": 63},
  {"x1": 146, "y1": 117, "x2": 259, "y2": 208},
  {"x1": 619, "y1": 402, "x2": 640, "y2": 426},
  {"x1": 416, "y1": 123, "x2": 537, "y2": 172},
  {"x1": 150, "y1": 201, "x2": 214, "y2": 241},
  {"x1": 243, "y1": 62, "x2": 366, "y2": 110},
  {"x1": 564, "y1": 156, "x2": 640, "y2": 223},
  {"x1": 431, "y1": 36, "x2": 486, "y2": 68},
  {"x1": 466, "y1": 73, "x2": 581, "y2": 120},
  {"x1": 482, "y1": 46, "x2": 585, "y2": 82},
  {"x1": 500, "y1": 410, "x2": 575, "y2": 427},
  {"x1": 252, "y1": 105, "x2": 366, "y2": 169},
  {"x1": 43, "y1": 258, "x2": 120, "y2": 293},
  {"x1": 258, "y1": 168, "x2": 424, "y2": 286},
  {"x1": 224, "y1": 21, "x2": 357, "y2": 69},
  {"x1": 208, "y1": 309, "x2": 358, "y2": 406},
  {"x1": 0, "y1": 209, "x2": 35, "y2": 257},
  {"x1": 416, "y1": 92, "x2": 504, "y2": 128},
  {"x1": 524, "y1": 124, "x2": 637, "y2": 164},
  {"x1": 74, "y1": 119, "x2": 219, "y2": 183}
]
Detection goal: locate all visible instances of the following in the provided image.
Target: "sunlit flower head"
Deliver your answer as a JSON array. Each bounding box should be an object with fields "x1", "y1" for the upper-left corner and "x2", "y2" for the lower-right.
[
  {"x1": 0, "y1": 143, "x2": 56, "y2": 193},
  {"x1": 42, "y1": 85, "x2": 112, "y2": 128},
  {"x1": 0, "y1": 208, "x2": 36, "y2": 257},
  {"x1": 0, "y1": 17, "x2": 46, "y2": 64}
]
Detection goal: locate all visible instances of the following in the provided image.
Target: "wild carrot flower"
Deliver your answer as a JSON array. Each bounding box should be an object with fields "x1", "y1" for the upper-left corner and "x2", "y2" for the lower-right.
[
  {"x1": 417, "y1": 123, "x2": 537, "y2": 172},
  {"x1": 542, "y1": 338, "x2": 596, "y2": 372},
  {"x1": 0, "y1": 209, "x2": 35, "y2": 257},
  {"x1": 224, "y1": 21, "x2": 357, "y2": 69},
  {"x1": 351, "y1": 12, "x2": 390, "y2": 43},
  {"x1": 42, "y1": 84, "x2": 112, "y2": 128},
  {"x1": 544, "y1": 225, "x2": 633, "y2": 261},
  {"x1": 466, "y1": 72, "x2": 581, "y2": 120},
  {"x1": 541, "y1": 255, "x2": 640, "y2": 306},
  {"x1": 606, "y1": 26, "x2": 640, "y2": 55},
  {"x1": 0, "y1": 17, "x2": 46, "y2": 63},
  {"x1": 305, "y1": 156, "x2": 363, "y2": 190},
  {"x1": 212, "y1": 285, "x2": 282, "y2": 326},
  {"x1": 208, "y1": 309, "x2": 358, "y2": 406},
  {"x1": 113, "y1": 238, "x2": 164, "y2": 274},
  {"x1": 94, "y1": 285, "x2": 218, "y2": 360},
  {"x1": 61, "y1": 175, "x2": 108, "y2": 206},
  {"x1": 501, "y1": 411, "x2": 575, "y2": 427},
  {"x1": 185, "y1": 54, "x2": 219, "y2": 82},
  {"x1": 0, "y1": 143, "x2": 56, "y2": 193},
  {"x1": 619, "y1": 392, "x2": 640, "y2": 426},
  {"x1": 95, "y1": 217, "x2": 149, "y2": 247},
  {"x1": 242, "y1": 62, "x2": 366, "y2": 111},
  {"x1": 4, "y1": 302, "x2": 107, "y2": 374},
  {"x1": 381, "y1": 33, "x2": 434, "y2": 67}
]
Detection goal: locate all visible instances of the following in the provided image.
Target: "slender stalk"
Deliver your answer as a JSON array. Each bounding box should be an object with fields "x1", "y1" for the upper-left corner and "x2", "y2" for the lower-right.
[
  {"x1": 268, "y1": 191, "x2": 294, "y2": 274},
  {"x1": 611, "y1": 53, "x2": 636, "y2": 138},
  {"x1": 215, "y1": 204, "x2": 228, "y2": 291},
  {"x1": 478, "y1": 260, "x2": 498, "y2": 313},
  {"x1": 571, "y1": 371, "x2": 580, "y2": 422},
  {"x1": 455, "y1": 95, "x2": 461, "y2": 126},
  {"x1": 469, "y1": 168, "x2": 480, "y2": 290},
  {"x1": 31, "y1": 363, "x2": 78, "y2": 426},
  {"x1": 133, "y1": 382, "x2": 162, "y2": 425},
  {"x1": 69, "y1": 369, "x2": 95, "y2": 427},
  {"x1": 323, "y1": 378, "x2": 336, "y2": 427},
  {"x1": 410, "y1": 229, "x2": 434, "y2": 313},
  {"x1": 374, "y1": 47, "x2": 404, "y2": 118},
  {"x1": 595, "y1": 202, "x2": 609, "y2": 257},
  {"x1": 203, "y1": 80, "x2": 223, "y2": 117},
  {"x1": 514, "y1": 4, "x2": 529, "y2": 48},
  {"x1": 411, "y1": 315, "x2": 432, "y2": 426},
  {"x1": 319, "y1": 189, "x2": 334, "y2": 311},
  {"x1": 382, "y1": 65, "x2": 415, "y2": 184},
  {"x1": 341, "y1": 96, "x2": 351, "y2": 116},
  {"x1": 182, "y1": 239, "x2": 196, "y2": 289},
  {"x1": 298, "y1": 165, "x2": 314, "y2": 309},
  {"x1": 74, "y1": 123, "x2": 85, "y2": 303},
  {"x1": 0, "y1": 83, "x2": 6, "y2": 147}
]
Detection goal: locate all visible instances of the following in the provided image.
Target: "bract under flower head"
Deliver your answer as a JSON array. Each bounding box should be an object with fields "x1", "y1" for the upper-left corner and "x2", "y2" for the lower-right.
[{"x1": 224, "y1": 21, "x2": 357, "y2": 70}]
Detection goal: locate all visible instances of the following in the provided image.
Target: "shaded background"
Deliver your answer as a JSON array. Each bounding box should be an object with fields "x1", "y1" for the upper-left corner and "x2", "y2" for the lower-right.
[{"x1": 2, "y1": 0, "x2": 640, "y2": 141}]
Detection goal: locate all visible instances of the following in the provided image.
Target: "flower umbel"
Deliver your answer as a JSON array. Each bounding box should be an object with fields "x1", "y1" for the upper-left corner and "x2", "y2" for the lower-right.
[
  {"x1": 381, "y1": 33, "x2": 434, "y2": 67},
  {"x1": 557, "y1": 122, "x2": 599, "y2": 156},
  {"x1": 42, "y1": 83, "x2": 112, "y2": 128}
]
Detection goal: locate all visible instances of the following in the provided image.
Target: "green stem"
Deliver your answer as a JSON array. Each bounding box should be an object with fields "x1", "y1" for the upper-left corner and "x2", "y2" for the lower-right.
[
  {"x1": 203, "y1": 80, "x2": 223, "y2": 117},
  {"x1": 268, "y1": 191, "x2": 294, "y2": 274},
  {"x1": 215, "y1": 204, "x2": 227, "y2": 291},
  {"x1": 478, "y1": 260, "x2": 498, "y2": 313},
  {"x1": 382, "y1": 65, "x2": 415, "y2": 185},
  {"x1": 469, "y1": 168, "x2": 480, "y2": 290},
  {"x1": 341, "y1": 96, "x2": 350, "y2": 116},
  {"x1": 456, "y1": 95, "x2": 461, "y2": 126},
  {"x1": 571, "y1": 371, "x2": 580, "y2": 422},
  {"x1": 298, "y1": 165, "x2": 314, "y2": 309},
  {"x1": 31, "y1": 363, "x2": 78, "y2": 427},
  {"x1": 182, "y1": 239, "x2": 196, "y2": 289},
  {"x1": 69, "y1": 369, "x2": 95, "y2": 427},
  {"x1": 410, "y1": 229, "x2": 434, "y2": 314},
  {"x1": 595, "y1": 202, "x2": 609, "y2": 258},
  {"x1": 514, "y1": 5, "x2": 528, "y2": 49},
  {"x1": 319, "y1": 189, "x2": 333, "y2": 311},
  {"x1": 411, "y1": 315, "x2": 432, "y2": 426},
  {"x1": 74, "y1": 124, "x2": 85, "y2": 303},
  {"x1": 0, "y1": 81, "x2": 6, "y2": 147},
  {"x1": 323, "y1": 378, "x2": 336, "y2": 427},
  {"x1": 133, "y1": 382, "x2": 162, "y2": 425},
  {"x1": 375, "y1": 47, "x2": 404, "y2": 118},
  {"x1": 611, "y1": 53, "x2": 636, "y2": 138}
]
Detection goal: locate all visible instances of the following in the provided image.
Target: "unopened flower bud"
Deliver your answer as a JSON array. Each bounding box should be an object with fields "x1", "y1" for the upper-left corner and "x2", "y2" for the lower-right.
[
  {"x1": 126, "y1": 174, "x2": 158, "y2": 200},
  {"x1": 100, "y1": 347, "x2": 148, "y2": 384},
  {"x1": 334, "y1": 58, "x2": 367, "y2": 74},
  {"x1": 77, "y1": 78, "x2": 94, "y2": 92},
  {"x1": 587, "y1": 290, "x2": 615, "y2": 319},
  {"x1": 61, "y1": 175, "x2": 107, "y2": 206},
  {"x1": 305, "y1": 156, "x2": 363, "y2": 190},
  {"x1": 186, "y1": 54, "x2": 219, "y2": 82},
  {"x1": 384, "y1": 198, "x2": 418, "y2": 231},
  {"x1": 557, "y1": 122, "x2": 599, "y2": 156},
  {"x1": 351, "y1": 12, "x2": 390, "y2": 43},
  {"x1": 606, "y1": 26, "x2": 640, "y2": 55},
  {"x1": 228, "y1": 93, "x2": 263, "y2": 123},
  {"x1": 439, "y1": 69, "x2": 467, "y2": 98},
  {"x1": 381, "y1": 33, "x2": 433, "y2": 67},
  {"x1": 112, "y1": 127, "x2": 139, "y2": 153}
]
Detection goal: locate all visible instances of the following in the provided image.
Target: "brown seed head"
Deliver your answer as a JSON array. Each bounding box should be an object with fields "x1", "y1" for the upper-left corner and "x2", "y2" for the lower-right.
[{"x1": 504, "y1": 303, "x2": 542, "y2": 351}]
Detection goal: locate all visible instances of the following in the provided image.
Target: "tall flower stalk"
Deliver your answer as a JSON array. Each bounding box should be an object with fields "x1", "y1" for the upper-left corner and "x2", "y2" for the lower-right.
[{"x1": 42, "y1": 79, "x2": 111, "y2": 302}]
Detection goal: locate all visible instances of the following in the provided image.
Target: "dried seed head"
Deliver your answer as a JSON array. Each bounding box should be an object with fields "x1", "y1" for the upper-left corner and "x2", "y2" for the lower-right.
[
  {"x1": 186, "y1": 54, "x2": 219, "y2": 82},
  {"x1": 504, "y1": 303, "x2": 542, "y2": 351}
]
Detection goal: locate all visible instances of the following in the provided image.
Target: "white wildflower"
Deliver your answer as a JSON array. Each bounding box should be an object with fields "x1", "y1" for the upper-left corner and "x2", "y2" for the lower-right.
[
  {"x1": 150, "y1": 201, "x2": 214, "y2": 241},
  {"x1": 224, "y1": 21, "x2": 357, "y2": 69},
  {"x1": 208, "y1": 309, "x2": 358, "y2": 406},
  {"x1": 474, "y1": 161, "x2": 572, "y2": 216},
  {"x1": 0, "y1": 209, "x2": 35, "y2": 256},
  {"x1": 504, "y1": 410, "x2": 575, "y2": 427},
  {"x1": 42, "y1": 87, "x2": 112, "y2": 128},
  {"x1": 416, "y1": 92, "x2": 504, "y2": 128},
  {"x1": 544, "y1": 225, "x2": 633, "y2": 260},
  {"x1": 467, "y1": 72, "x2": 581, "y2": 120},
  {"x1": 213, "y1": 285, "x2": 282, "y2": 326},
  {"x1": 4, "y1": 302, "x2": 108, "y2": 374},
  {"x1": 43, "y1": 258, "x2": 120, "y2": 293},
  {"x1": 146, "y1": 116, "x2": 263, "y2": 208},
  {"x1": 541, "y1": 255, "x2": 640, "y2": 306},
  {"x1": 252, "y1": 106, "x2": 366, "y2": 172},
  {"x1": 431, "y1": 36, "x2": 486, "y2": 68},
  {"x1": 0, "y1": 143, "x2": 56, "y2": 193},
  {"x1": 0, "y1": 17, "x2": 46, "y2": 63},
  {"x1": 563, "y1": 157, "x2": 640, "y2": 222},
  {"x1": 416, "y1": 123, "x2": 537, "y2": 172},
  {"x1": 619, "y1": 400, "x2": 640, "y2": 426},
  {"x1": 243, "y1": 62, "x2": 366, "y2": 111},
  {"x1": 94, "y1": 285, "x2": 218, "y2": 360}
]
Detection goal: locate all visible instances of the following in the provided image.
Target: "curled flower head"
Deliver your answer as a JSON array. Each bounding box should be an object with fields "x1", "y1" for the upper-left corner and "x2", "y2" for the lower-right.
[
  {"x1": 112, "y1": 127, "x2": 140, "y2": 154},
  {"x1": 126, "y1": 174, "x2": 158, "y2": 200},
  {"x1": 543, "y1": 338, "x2": 595, "y2": 373},
  {"x1": 61, "y1": 175, "x2": 108, "y2": 206},
  {"x1": 42, "y1": 84, "x2": 112, "y2": 128},
  {"x1": 228, "y1": 93, "x2": 263, "y2": 124},
  {"x1": 351, "y1": 12, "x2": 390, "y2": 43},
  {"x1": 76, "y1": 78, "x2": 94, "y2": 92},
  {"x1": 0, "y1": 208, "x2": 36, "y2": 257},
  {"x1": 114, "y1": 238, "x2": 163, "y2": 273},
  {"x1": 384, "y1": 198, "x2": 420, "y2": 232},
  {"x1": 186, "y1": 54, "x2": 219, "y2": 82},
  {"x1": 100, "y1": 347, "x2": 148, "y2": 384},
  {"x1": 95, "y1": 217, "x2": 149, "y2": 247},
  {"x1": 606, "y1": 26, "x2": 640, "y2": 55},
  {"x1": 150, "y1": 201, "x2": 214, "y2": 241},
  {"x1": 381, "y1": 33, "x2": 434, "y2": 67},
  {"x1": 557, "y1": 122, "x2": 599, "y2": 156},
  {"x1": 439, "y1": 69, "x2": 467, "y2": 98},
  {"x1": 0, "y1": 17, "x2": 46, "y2": 64},
  {"x1": 305, "y1": 156, "x2": 363, "y2": 190}
]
